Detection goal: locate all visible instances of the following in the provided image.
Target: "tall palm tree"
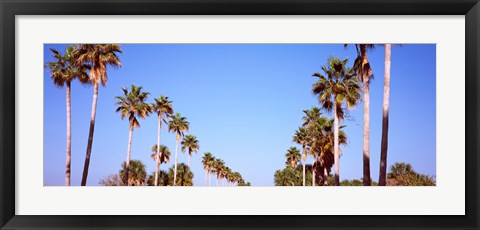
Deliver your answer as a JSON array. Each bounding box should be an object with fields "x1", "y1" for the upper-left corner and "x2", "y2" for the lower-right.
[
  {"x1": 379, "y1": 44, "x2": 392, "y2": 186},
  {"x1": 285, "y1": 147, "x2": 301, "y2": 169},
  {"x1": 46, "y1": 46, "x2": 90, "y2": 186},
  {"x1": 150, "y1": 144, "x2": 171, "y2": 185},
  {"x1": 151, "y1": 95, "x2": 174, "y2": 186},
  {"x1": 181, "y1": 134, "x2": 200, "y2": 167},
  {"x1": 312, "y1": 57, "x2": 361, "y2": 185},
  {"x1": 74, "y1": 44, "x2": 122, "y2": 186},
  {"x1": 115, "y1": 84, "x2": 151, "y2": 185},
  {"x1": 293, "y1": 127, "x2": 309, "y2": 186},
  {"x1": 119, "y1": 159, "x2": 147, "y2": 186},
  {"x1": 168, "y1": 113, "x2": 189, "y2": 186},
  {"x1": 348, "y1": 44, "x2": 375, "y2": 186},
  {"x1": 201, "y1": 152, "x2": 215, "y2": 186}
]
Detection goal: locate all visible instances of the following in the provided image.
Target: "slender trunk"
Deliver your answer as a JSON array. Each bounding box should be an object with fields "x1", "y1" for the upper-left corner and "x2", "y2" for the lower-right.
[
  {"x1": 205, "y1": 169, "x2": 208, "y2": 186},
  {"x1": 363, "y1": 76, "x2": 371, "y2": 186},
  {"x1": 188, "y1": 154, "x2": 191, "y2": 168},
  {"x1": 311, "y1": 157, "x2": 316, "y2": 186},
  {"x1": 154, "y1": 117, "x2": 162, "y2": 186},
  {"x1": 302, "y1": 151, "x2": 306, "y2": 186},
  {"x1": 173, "y1": 135, "x2": 180, "y2": 186},
  {"x1": 124, "y1": 121, "x2": 134, "y2": 186},
  {"x1": 333, "y1": 103, "x2": 340, "y2": 186},
  {"x1": 379, "y1": 44, "x2": 391, "y2": 186},
  {"x1": 361, "y1": 48, "x2": 372, "y2": 186},
  {"x1": 65, "y1": 82, "x2": 71, "y2": 186},
  {"x1": 323, "y1": 166, "x2": 328, "y2": 186},
  {"x1": 81, "y1": 82, "x2": 99, "y2": 186}
]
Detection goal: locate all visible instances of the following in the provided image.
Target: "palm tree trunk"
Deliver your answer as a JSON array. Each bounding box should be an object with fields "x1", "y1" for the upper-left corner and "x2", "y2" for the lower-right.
[
  {"x1": 362, "y1": 77, "x2": 371, "y2": 186},
  {"x1": 205, "y1": 169, "x2": 208, "y2": 186},
  {"x1": 65, "y1": 82, "x2": 72, "y2": 186},
  {"x1": 311, "y1": 157, "x2": 316, "y2": 186},
  {"x1": 323, "y1": 167, "x2": 328, "y2": 186},
  {"x1": 81, "y1": 82, "x2": 99, "y2": 186},
  {"x1": 302, "y1": 155, "x2": 306, "y2": 186},
  {"x1": 173, "y1": 135, "x2": 179, "y2": 186},
  {"x1": 379, "y1": 44, "x2": 391, "y2": 186},
  {"x1": 333, "y1": 103, "x2": 340, "y2": 186},
  {"x1": 154, "y1": 116, "x2": 162, "y2": 186},
  {"x1": 362, "y1": 54, "x2": 372, "y2": 186},
  {"x1": 216, "y1": 175, "x2": 219, "y2": 186},
  {"x1": 187, "y1": 154, "x2": 190, "y2": 168},
  {"x1": 124, "y1": 122, "x2": 134, "y2": 185}
]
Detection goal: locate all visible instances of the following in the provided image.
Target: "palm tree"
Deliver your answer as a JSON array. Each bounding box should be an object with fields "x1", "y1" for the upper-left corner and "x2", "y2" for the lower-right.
[
  {"x1": 348, "y1": 44, "x2": 375, "y2": 186},
  {"x1": 74, "y1": 44, "x2": 122, "y2": 186},
  {"x1": 46, "y1": 46, "x2": 89, "y2": 186},
  {"x1": 285, "y1": 147, "x2": 301, "y2": 169},
  {"x1": 301, "y1": 106, "x2": 325, "y2": 186},
  {"x1": 293, "y1": 127, "x2": 309, "y2": 186},
  {"x1": 181, "y1": 134, "x2": 200, "y2": 167},
  {"x1": 115, "y1": 84, "x2": 151, "y2": 185},
  {"x1": 119, "y1": 159, "x2": 147, "y2": 186},
  {"x1": 312, "y1": 57, "x2": 361, "y2": 185},
  {"x1": 151, "y1": 96, "x2": 174, "y2": 186},
  {"x1": 379, "y1": 44, "x2": 391, "y2": 186},
  {"x1": 212, "y1": 158, "x2": 225, "y2": 186},
  {"x1": 168, "y1": 163, "x2": 194, "y2": 186},
  {"x1": 168, "y1": 113, "x2": 190, "y2": 186},
  {"x1": 201, "y1": 152, "x2": 215, "y2": 186},
  {"x1": 231, "y1": 172, "x2": 242, "y2": 186},
  {"x1": 150, "y1": 145, "x2": 171, "y2": 185}
]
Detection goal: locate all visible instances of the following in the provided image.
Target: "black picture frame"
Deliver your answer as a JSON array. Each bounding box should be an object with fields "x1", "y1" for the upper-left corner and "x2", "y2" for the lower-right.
[{"x1": 1, "y1": 0, "x2": 479, "y2": 229}]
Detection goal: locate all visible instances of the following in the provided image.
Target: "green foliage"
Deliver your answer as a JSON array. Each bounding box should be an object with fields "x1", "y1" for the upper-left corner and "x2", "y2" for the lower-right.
[
  {"x1": 274, "y1": 165, "x2": 314, "y2": 186},
  {"x1": 387, "y1": 162, "x2": 436, "y2": 186},
  {"x1": 115, "y1": 84, "x2": 152, "y2": 128},
  {"x1": 119, "y1": 160, "x2": 147, "y2": 186},
  {"x1": 181, "y1": 135, "x2": 200, "y2": 157},
  {"x1": 168, "y1": 163, "x2": 194, "y2": 186},
  {"x1": 147, "y1": 170, "x2": 170, "y2": 186}
]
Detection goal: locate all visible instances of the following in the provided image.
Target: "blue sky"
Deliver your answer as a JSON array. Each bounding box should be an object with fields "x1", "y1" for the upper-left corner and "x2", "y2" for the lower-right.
[{"x1": 43, "y1": 44, "x2": 436, "y2": 186}]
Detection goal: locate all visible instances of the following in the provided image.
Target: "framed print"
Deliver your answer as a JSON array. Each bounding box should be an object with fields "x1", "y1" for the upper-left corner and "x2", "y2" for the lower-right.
[{"x1": 1, "y1": 0, "x2": 479, "y2": 229}]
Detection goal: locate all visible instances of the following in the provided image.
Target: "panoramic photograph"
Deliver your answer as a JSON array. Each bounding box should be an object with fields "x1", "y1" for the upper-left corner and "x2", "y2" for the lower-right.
[{"x1": 43, "y1": 44, "x2": 436, "y2": 186}]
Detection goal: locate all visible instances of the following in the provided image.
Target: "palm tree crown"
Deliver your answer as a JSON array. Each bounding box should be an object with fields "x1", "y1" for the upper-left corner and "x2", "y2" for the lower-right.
[
  {"x1": 168, "y1": 113, "x2": 190, "y2": 138},
  {"x1": 74, "y1": 44, "x2": 122, "y2": 86},
  {"x1": 46, "y1": 46, "x2": 90, "y2": 87},
  {"x1": 312, "y1": 57, "x2": 361, "y2": 119},
  {"x1": 285, "y1": 147, "x2": 301, "y2": 169},
  {"x1": 115, "y1": 84, "x2": 152, "y2": 128},
  {"x1": 152, "y1": 95, "x2": 174, "y2": 125},
  {"x1": 150, "y1": 144, "x2": 171, "y2": 164}
]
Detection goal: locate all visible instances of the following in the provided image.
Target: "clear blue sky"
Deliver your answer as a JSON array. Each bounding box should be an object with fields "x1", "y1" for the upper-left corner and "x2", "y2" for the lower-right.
[{"x1": 43, "y1": 44, "x2": 436, "y2": 186}]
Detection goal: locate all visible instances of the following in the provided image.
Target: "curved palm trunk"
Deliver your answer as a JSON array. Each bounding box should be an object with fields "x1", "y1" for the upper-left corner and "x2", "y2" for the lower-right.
[
  {"x1": 81, "y1": 82, "x2": 99, "y2": 186},
  {"x1": 333, "y1": 103, "x2": 340, "y2": 186},
  {"x1": 379, "y1": 44, "x2": 391, "y2": 186},
  {"x1": 362, "y1": 49, "x2": 372, "y2": 186},
  {"x1": 187, "y1": 154, "x2": 191, "y2": 167},
  {"x1": 173, "y1": 135, "x2": 180, "y2": 186},
  {"x1": 65, "y1": 82, "x2": 72, "y2": 186},
  {"x1": 154, "y1": 117, "x2": 162, "y2": 186},
  {"x1": 124, "y1": 121, "x2": 134, "y2": 185},
  {"x1": 311, "y1": 157, "x2": 316, "y2": 186}
]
